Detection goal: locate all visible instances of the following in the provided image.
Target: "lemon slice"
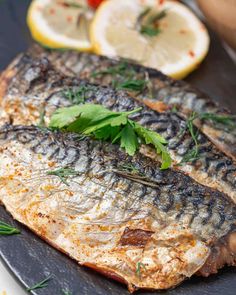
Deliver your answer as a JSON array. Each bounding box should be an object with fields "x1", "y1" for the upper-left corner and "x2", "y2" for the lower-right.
[
  {"x1": 90, "y1": 0, "x2": 210, "y2": 79},
  {"x1": 27, "y1": 0, "x2": 93, "y2": 51}
]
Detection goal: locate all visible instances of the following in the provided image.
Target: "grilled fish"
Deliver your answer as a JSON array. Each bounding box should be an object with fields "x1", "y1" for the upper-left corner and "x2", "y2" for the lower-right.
[
  {"x1": 29, "y1": 45, "x2": 236, "y2": 161},
  {"x1": 0, "y1": 54, "x2": 235, "y2": 203},
  {"x1": 0, "y1": 125, "x2": 235, "y2": 292}
]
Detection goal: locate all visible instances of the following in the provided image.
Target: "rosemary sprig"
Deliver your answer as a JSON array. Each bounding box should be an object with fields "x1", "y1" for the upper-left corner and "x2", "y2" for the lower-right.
[
  {"x1": 47, "y1": 167, "x2": 78, "y2": 186},
  {"x1": 136, "y1": 262, "x2": 147, "y2": 278},
  {"x1": 26, "y1": 275, "x2": 52, "y2": 292},
  {"x1": 0, "y1": 221, "x2": 20, "y2": 236}
]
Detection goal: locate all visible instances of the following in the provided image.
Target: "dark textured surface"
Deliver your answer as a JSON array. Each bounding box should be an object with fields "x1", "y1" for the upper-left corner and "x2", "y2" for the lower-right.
[{"x1": 0, "y1": 1, "x2": 235, "y2": 294}]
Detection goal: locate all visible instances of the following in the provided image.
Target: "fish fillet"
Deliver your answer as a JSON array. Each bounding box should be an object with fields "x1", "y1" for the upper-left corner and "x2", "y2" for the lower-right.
[
  {"x1": 0, "y1": 54, "x2": 235, "y2": 203},
  {"x1": 0, "y1": 125, "x2": 235, "y2": 292},
  {"x1": 29, "y1": 45, "x2": 236, "y2": 161}
]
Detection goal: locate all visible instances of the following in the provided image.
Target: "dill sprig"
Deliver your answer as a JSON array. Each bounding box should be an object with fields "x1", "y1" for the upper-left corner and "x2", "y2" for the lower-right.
[
  {"x1": 63, "y1": 85, "x2": 96, "y2": 104},
  {"x1": 136, "y1": 262, "x2": 147, "y2": 278},
  {"x1": 179, "y1": 111, "x2": 235, "y2": 165},
  {"x1": 119, "y1": 163, "x2": 140, "y2": 175},
  {"x1": 47, "y1": 167, "x2": 78, "y2": 186},
  {"x1": 200, "y1": 112, "x2": 236, "y2": 128},
  {"x1": 91, "y1": 62, "x2": 148, "y2": 93},
  {"x1": 0, "y1": 221, "x2": 20, "y2": 236},
  {"x1": 179, "y1": 112, "x2": 200, "y2": 165},
  {"x1": 137, "y1": 7, "x2": 167, "y2": 37},
  {"x1": 26, "y1": 275, "x2": 52, "y2": 292}
]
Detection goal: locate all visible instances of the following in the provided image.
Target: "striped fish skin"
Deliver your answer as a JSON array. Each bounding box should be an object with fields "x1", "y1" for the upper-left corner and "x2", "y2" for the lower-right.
[
  {"x1": 29, "y1": 45, "x2": 236, "y2": 161},
  {"x1": 0, "y1": 125, "x2": 235, "y2": 291},
  {"x1": 0, "y1": 54, "x2": 235, "y2": 204}
]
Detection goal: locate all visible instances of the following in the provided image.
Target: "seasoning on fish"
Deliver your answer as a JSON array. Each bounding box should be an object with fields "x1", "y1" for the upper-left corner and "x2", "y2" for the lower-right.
[
  {"x1": 28, "y1": 45, "x2": 236, "y2": 161},
  {"x1": 0, "y1": 54, "x2": 235, "y2": 203},
  {"x1": 0, "y1": 125, "x2": 235, "y2": 292}
]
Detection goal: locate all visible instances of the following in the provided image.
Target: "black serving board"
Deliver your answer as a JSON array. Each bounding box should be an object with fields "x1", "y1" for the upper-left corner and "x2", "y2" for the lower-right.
[{"x1": 0, "y1": 1, "x2": 235, "y2": 295}]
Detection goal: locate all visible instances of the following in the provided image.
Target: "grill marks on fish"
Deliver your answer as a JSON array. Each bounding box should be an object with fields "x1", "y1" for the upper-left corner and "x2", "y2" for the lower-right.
[
  {"x1": 0, "y1": 125, "x2": 236, "y2": 291},
  {"x1": 0, "y1": 54, "x2": 235, "y2": 203},
  {"x1": 29, "y1": 45, "x2": 236, "y2": 161}
]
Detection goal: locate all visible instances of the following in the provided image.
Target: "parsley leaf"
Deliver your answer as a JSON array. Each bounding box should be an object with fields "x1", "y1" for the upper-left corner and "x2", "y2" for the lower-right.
[{"x1": 49, "y1": 104, "x2": 171, "y2": 169}]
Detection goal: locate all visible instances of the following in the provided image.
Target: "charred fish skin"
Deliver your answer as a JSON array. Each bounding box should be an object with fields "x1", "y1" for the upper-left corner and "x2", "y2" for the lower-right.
[
  {"x1": 29, "y1": 45, "x2": 236, "y2": 161},
  {"x1": 0, "y1": 54, "x2": 235, "y2": 204},
  {"x1": 0, "y1": 125, "x2": 235, "y2": 291}
]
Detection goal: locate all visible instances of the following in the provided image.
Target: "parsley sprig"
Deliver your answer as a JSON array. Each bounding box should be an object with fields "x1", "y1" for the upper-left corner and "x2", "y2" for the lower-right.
[
  {"x1": 0, "y1": 221, "x2": 20, "y2": 235},
  {"x1": 49, "y1": 104, "x2": 171, "y2": 169}
]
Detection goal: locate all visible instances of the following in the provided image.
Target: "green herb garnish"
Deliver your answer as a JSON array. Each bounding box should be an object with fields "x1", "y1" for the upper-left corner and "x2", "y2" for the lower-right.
[
  {"x1": 179, "y1": 111, "x2": 235, "y2": 165},
  {"x1": 117, "y1": 79, "x2": 148, "y2": 92},
  {"x1": 47, "y1": 167, "x2": 78, "y2": 186},
  {"x1": 49, "y1": 104, "x2": 171, "y2": 169},
  {"x1": 140, "y1": 26, "x2": 161, "y2": 37},
  {"x1": 63, "y1": 85, "x2": 96, "y2": 104},
  {"x1": 119, "y1": 164, "x2": 140, "y2": 175},
  {"x1": 91, "y1": 62, "x2": 148, "y2": 93},
  {"x1": 0, "y1": 221, "x2": 20, "y2": 236},
  {"x1": 178, "y1": 112, "x2": 199, "y2": 165},
  {"x1": 136, "y1": 262, "x2": 147, "y2": 278},
  {"x1": 27, "y1": 275, "x2": 52, "y2": 292},
  {"x1": 137, "y1": 7, "x2": 167, "y2": 37},
  {"x1": 200, "y1": 112, "x2": 236, "y2": 128}
]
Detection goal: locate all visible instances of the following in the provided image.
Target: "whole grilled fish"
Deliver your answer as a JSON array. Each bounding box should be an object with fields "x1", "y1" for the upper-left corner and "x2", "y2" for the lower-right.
[
  {"x1": 0, "y1": 54, "x2": 235, "y2": 204},
  {"x1": 0, "y1": 125, "x2": 235, "y2": 292},
  {"x1": 30, "y1": 45, "x2": 236, "y2": 161}
]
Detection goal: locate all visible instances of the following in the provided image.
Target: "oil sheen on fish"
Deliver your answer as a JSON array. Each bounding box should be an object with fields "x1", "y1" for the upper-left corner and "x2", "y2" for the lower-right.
[
  {"x1": 0, "y1": 125, "x2": 235, "y2": 292},
  {"x1": 29, "y1": 45, "x2": 236, "y2": 161},
  {"x1": 0, "y1": 54, "x2": 235, "y2": 204}
]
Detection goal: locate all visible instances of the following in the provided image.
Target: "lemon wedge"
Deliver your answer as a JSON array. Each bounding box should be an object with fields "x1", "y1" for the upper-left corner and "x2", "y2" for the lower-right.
[
  {"x1": 27, "y1": 0, "x2": 93, "y2": 51},
  {"x1": 90, "y1": 0, "x2": 210, "y2": 79}
]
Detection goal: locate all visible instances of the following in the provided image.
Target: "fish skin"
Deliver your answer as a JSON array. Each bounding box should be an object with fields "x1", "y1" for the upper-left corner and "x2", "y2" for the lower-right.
[
  {"x1": 0, "y1": 124, "x2": 235, "y2": 291},
  {"x1": 29, "y1": 45, "x2": 236, "y2": 161},
  {"x1": 0, "y1": 54, "x2": 235, "y2": 204}
]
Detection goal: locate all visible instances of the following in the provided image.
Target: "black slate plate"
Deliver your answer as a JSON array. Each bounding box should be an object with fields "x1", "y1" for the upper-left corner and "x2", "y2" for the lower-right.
[{"x1": 0, "y1": 1, "x2": 236, "y2": 295}]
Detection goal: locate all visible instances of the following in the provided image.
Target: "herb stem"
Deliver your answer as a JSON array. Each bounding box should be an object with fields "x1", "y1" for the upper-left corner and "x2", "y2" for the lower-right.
[
  {"x1": 27, "y1": 275, "x2": 52, "y2": 292},
  {"x1": 0, "y1": 221, "x2": 20, "y2": 235}
]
